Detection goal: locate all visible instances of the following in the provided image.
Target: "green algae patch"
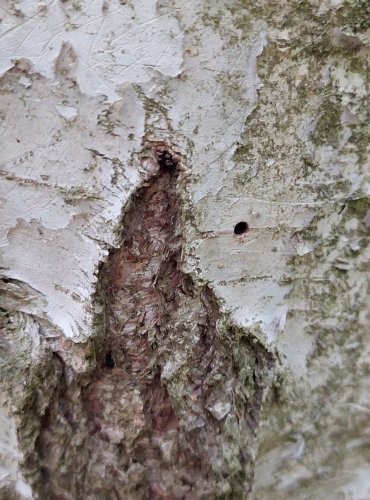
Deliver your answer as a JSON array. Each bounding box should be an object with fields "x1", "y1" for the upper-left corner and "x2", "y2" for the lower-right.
[
  {"x1": 310, "y1": 93, "x2": 342, "y2": 147},
  {"x1": 347, "y1": 197, "x2": 370, "y2": 218},
  {"x1": 336, "y1": 0, "x2": 370, "y2": 33}
]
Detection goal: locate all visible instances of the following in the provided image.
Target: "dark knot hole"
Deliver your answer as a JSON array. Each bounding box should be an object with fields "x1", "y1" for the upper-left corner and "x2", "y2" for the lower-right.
[
  {"x1": 234, "y1": 221, "x2": 249, "y2": 235},
  {"x1": 104, "y1": 352, "x2": 115, "y2": 369}
]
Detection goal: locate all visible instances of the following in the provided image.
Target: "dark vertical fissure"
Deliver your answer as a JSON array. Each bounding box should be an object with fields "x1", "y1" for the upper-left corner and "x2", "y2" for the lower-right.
[{"x1": 31, "y1": 146, "x2": 273, "y2": 499}]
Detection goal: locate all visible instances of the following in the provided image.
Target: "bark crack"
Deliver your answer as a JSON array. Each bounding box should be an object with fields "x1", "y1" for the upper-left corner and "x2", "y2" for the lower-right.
[{"x1": 29, "y1": 144, "x2": 274, "y2": 499}]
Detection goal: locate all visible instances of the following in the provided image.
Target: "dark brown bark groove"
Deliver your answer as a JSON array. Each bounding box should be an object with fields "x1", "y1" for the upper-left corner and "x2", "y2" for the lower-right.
[{"x1": 29, "y1": 146, "x2": 274, "y2": 499}]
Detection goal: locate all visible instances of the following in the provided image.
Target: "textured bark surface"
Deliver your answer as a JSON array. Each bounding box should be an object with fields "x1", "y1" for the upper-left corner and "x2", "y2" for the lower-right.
[
  {"x1": 28, "y1": 148, "x2": 272, "y2": 498},
  {"x1": 0, "y1": 0, "x2": 369, "y2": 498}
]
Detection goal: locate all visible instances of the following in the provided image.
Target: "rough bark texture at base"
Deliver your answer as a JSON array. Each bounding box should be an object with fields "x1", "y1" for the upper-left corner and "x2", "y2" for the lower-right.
[{"x1": 30, "y1": 148, "x2": 273, "y2": 499}]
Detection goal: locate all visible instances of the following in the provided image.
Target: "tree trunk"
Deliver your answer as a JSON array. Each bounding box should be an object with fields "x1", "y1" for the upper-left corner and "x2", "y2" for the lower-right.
[{"x1": 0, "y1": 0, "x2": 369, "y2": 498}]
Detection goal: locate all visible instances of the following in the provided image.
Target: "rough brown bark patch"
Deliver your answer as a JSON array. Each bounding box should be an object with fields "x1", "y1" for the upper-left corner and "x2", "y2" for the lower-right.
[{"x1": 30, "y1": 146, "x2": 274, "y2": 499}]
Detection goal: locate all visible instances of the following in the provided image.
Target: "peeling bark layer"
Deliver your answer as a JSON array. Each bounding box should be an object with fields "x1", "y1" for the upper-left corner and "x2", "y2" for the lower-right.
[{"x1": 30, "y1": 148, "x2": 273, "y2": 499}]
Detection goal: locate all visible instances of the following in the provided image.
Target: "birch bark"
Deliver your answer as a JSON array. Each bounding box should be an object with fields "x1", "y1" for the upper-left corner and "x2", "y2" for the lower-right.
[{"x1": 0, "y1": 0, "x2": 369, "y2": 498}]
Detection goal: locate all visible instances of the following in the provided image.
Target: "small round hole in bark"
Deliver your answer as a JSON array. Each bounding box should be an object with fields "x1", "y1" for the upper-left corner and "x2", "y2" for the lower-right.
[
  {"x1": 104, "y1": 352, "x2": 115, "y2": 369},
  {"x1": 234, "y1": 221, "x2": 249, "y2": 235}
]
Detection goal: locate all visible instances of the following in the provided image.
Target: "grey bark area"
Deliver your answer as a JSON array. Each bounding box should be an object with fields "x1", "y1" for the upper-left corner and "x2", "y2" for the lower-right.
[
  {"x1": 0, "y1": 0, "x2": 370, "y2": 499},
  {"x1": 23, "y1": 146, "x2": 272, "y2": 499}
]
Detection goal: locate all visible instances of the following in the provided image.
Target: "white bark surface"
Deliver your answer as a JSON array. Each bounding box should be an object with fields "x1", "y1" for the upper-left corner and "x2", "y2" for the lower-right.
[{"x1": 0, "y1": 0, "x2": 369, "y2": 497}]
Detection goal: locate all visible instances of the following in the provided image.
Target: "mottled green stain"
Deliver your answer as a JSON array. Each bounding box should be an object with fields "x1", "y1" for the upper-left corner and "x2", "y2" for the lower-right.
[
  {"x1": 349, "y1": 126, "x2": 370, "y2": 163},
  {"x1": 347, "y1": 197, "x2": 370, "y2": 218},
  {"x1": 337, "y1": 0, "x2": 370, "y2": 33},
  {"x1": 231, "y1": 0, "x2": 370, "y2": 211},
  {"x1": 348, "y1": 56, "x2": 370, "y2": 78},
  {"x1": 311, "y1": 93, "x2": 342, "y2": 146},
  {"x1": 201, "y1": 12, "x2": 221, "y2": 31}
]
